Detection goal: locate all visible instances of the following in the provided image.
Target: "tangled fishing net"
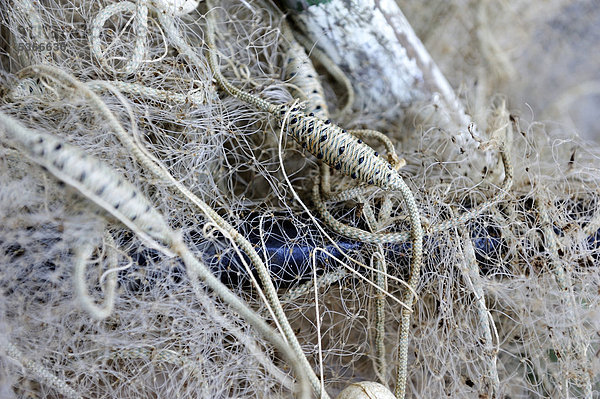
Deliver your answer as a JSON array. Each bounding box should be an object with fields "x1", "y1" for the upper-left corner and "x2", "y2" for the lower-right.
[{"x1": 0, "y1": 0, "x2": 599, "y2": 398}]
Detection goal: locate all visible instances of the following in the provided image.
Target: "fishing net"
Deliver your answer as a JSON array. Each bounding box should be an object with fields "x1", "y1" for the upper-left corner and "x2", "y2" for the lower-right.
[{"x1": 0, "y1": 0, "x2": 599, "y2": 398}]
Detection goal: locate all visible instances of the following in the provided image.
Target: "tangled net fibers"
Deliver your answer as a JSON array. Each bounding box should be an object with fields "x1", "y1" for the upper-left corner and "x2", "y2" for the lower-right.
[{"x1": 0, "y1": 0, "x2": 599, "y2": 398}]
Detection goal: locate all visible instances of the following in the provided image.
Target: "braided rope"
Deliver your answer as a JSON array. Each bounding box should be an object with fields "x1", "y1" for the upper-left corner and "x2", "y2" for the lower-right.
[
  {"x1": 4, "y1": 341, "x2": 82, "y2": 399},
  {"x1": 90, "y1": 0, "x2": 149, "y2": 76},
  {"x1": 283, "y1": 31, "x2": 329, "y2": 118},
  {"x1": 285, "y1": 107, "x2": 402, "y2": 189},
  {"x1": 1, "y1": 110, "x2": 312, "y2": 399},
  {"x1": 294, "y1": 31, "x2": 355, "y2": 116}
]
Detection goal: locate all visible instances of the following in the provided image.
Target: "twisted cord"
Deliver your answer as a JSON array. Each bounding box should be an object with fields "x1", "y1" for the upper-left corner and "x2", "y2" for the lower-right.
[
  {"x1": 348, "y1": 129, "x2": 405, "y2": 168},
  {"x1": 283, "y1": 25, "x2": 391, "y2": 387},
  {"x1": 313, "y1": 147, "x2": 512, "y2": 244},
  {"x1": 277, "y1": 268, "x2": 348, "y2": 305},
  {"x1": 73, "y1": 234, "x2": 119, "y2": 320},
  {"x1": 285, "y1": 108, "x2": 401, "y2": 190},
  {"x1": 360, "y1": 195, "x2": 389, "y2": 384},
  {"x1": 87, "y1": 80, "x2": 208, "y2": 105},
  {"x1": 159, "y1": 9, "x2": 329, "y2": 397},
  {"x1": 281, "y1": 21, "x2": 329, "y2": 118},
  {"x1": 294, "y1": 31, "x2": 355, "y2": 116},
  {"x1": 90, "y1": 0, "x2": 149, "y2": 75},
  {"x1": 0, "y1": 111, "x2": 311, "y2": 399},
  {"x1": 205, "y1": 8, "x2": 279, "y2": 114},
  {"x1": 3, "y1": 341, "x2": 82, "y2": 399},
  {"x1": 387, "y1": 173, "x2": 423, "y2": 399},
  {"x1": 6, "y1": 66, "x2": 311, "y2": 396},
  {"x1": 205, "y1": 4, "x2": 424, "y2": 396}
]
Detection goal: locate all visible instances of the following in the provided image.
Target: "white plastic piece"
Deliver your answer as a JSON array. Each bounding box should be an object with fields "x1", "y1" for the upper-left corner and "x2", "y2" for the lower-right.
[
  {"x1": 150, "y1": 0, "x2": 200, "y2": 16},
  {"x1": 335, "y1": 381, "x2": 396, "y2": 399},
  {"x1": 293, "y1": 0, "x2": 423, "y2": 117}
]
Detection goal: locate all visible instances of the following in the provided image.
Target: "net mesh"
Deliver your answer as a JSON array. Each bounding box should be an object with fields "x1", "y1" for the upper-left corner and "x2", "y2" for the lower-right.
[{"x1": 1, "y1": 0, "x2": 599, "y2": 398}]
